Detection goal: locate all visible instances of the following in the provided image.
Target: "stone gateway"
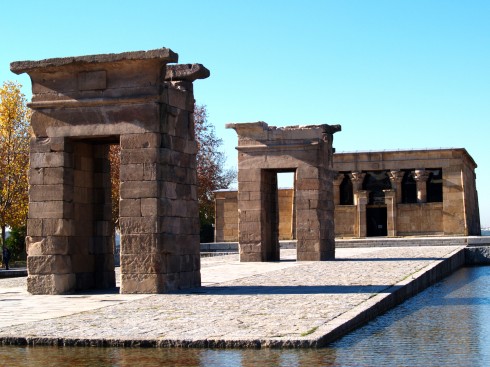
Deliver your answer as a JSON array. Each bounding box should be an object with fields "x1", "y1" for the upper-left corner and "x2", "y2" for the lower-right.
[
  {"x1": 11, "y1": 48, "x2": 209, "y2": 294},
  {"x1": 227, "y1": 122, "x2": 341, "y2": 261}
]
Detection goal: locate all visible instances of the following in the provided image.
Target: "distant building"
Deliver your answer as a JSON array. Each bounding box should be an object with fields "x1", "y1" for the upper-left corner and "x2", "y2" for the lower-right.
[{"x1": 215, "y1": 148, "x2": 481, "y2": 241}]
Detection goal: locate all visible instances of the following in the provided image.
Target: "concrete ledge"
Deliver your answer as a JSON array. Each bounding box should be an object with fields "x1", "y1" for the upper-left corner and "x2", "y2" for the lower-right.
[
  {"x1": 465, "y1": 246, "x2": 490, "y2": 265},
  {"x1": 205, "y1": 236, "x2": 490, "y2": 251},
  {"x1": 0, "y1": 269, "x2": 27, "y2": 278}
]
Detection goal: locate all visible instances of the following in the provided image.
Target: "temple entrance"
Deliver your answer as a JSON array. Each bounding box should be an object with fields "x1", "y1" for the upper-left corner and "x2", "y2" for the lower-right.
[{"x1": 366, "y1": 206, "x2": 387, "y2": 237}]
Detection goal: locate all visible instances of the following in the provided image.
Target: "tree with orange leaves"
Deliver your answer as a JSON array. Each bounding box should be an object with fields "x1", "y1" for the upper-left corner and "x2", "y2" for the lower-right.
[{"x1": 0, "y1": 81, "x2": 30, "y2": 246}]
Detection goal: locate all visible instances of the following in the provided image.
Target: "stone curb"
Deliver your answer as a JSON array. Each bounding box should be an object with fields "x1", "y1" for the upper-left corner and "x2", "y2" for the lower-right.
[
  {"x1": 0, "y1": 269, "x2": 27, "y2": 279},
  {"x1": 311, "y1": 246, "x2": 466, "y2": 347}
]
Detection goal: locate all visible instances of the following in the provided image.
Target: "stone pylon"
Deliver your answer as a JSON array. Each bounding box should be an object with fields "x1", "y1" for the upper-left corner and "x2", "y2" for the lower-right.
[{"x1": 11, "y1": 49, "x2": 209, "y2": 294}]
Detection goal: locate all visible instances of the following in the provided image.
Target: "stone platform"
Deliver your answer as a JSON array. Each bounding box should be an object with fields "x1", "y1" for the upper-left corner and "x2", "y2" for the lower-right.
[{"x1": 0, "y1": 246, "x2": 466, "y2": 348}]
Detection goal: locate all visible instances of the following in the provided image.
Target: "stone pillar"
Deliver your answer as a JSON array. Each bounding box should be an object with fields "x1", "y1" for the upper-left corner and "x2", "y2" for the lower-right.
[
  {"x1": 333, "y1": 173, "x2": 345, "y2": 205},
  {"x1": 295, "y1": 165, "x2": 334, "y2": 261},
  {"x1": 384, "y1": 189, "x2": 396, "y2": 237},
  {"x1": 413, "y1": 169, "x2": 430, "y2": 203},
  {"x1": 349, "y1": 172, "x2": 365, "y2": 205},
  {"x1": 388, "y1": 170, "x2": 405, "y2": 204},
  {"x1": 357, "y1": 190, "x2": 369, "y2": 238},
  {"x1": 26, "y1": 137, "x2": 77, "y2": 294}
]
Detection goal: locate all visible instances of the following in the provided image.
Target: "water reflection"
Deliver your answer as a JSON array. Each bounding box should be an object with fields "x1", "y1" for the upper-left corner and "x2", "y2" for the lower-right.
[{"x1": 1, "y1": 267, "x2": 490, "y2": 366}]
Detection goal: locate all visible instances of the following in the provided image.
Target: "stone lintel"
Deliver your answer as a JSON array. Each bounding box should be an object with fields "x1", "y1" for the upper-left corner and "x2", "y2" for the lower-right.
[
  {"x1": 10, "y1": 48, "x2": 179, "y2": 74},
  {"x1": 226, "y1": 122, "x2": 341, "y2": 142},
  {"x1": 165, "y1": 64, "x2": 210, "y2": 81}
]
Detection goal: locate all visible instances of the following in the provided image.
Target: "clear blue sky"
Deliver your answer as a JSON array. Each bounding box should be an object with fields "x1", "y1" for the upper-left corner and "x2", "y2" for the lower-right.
[{"x1": 1, "y1": 1, "x2": 489, "y2": 226}]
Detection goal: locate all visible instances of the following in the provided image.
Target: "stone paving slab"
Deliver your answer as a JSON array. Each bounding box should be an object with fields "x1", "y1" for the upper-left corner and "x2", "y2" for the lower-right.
[{"x1": 0, "y1": 246, "x2": 465, "y2": 348}]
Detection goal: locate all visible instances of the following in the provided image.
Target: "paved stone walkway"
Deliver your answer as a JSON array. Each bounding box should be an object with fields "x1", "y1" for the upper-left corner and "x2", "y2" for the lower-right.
[{"x1": 0, "y1": 246, "x2": 464, "y2": 348}]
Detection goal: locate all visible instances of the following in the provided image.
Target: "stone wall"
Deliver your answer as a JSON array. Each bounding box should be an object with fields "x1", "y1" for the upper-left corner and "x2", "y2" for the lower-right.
[
  {"x1": 396, "y1": 203, "x2": 443, "y2": 236},
  {"x1": 214, "y1": 190, "x2": 238, "y2": 242},
  {"x1": 278, "y1": 189, "x2": 294, "y2": 240},
  {"x1": 214, "y1": 148, "x2": 480, "y2": 241}
]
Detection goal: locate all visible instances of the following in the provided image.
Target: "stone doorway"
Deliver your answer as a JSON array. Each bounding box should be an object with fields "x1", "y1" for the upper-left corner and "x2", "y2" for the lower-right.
[
  {"x1": 366, "y1": 206, "x2": 388, "y2": 237},
  {"x1": 227, "y1": 122, "x2": 341, "y2": 262}
]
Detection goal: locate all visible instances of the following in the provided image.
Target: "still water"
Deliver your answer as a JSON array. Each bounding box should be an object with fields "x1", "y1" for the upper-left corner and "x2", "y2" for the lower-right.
[{"x1": 1, "y1": 266, "x2": 489, "y2": 367}]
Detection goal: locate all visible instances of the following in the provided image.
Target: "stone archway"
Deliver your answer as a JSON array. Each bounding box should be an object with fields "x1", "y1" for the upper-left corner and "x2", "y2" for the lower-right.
[
  {"x1": 11, "y1": 48, "x2": 209, "y2": 294},
  {"x1": 227, "y1": 122, "x2": 341, "y2": 261}
]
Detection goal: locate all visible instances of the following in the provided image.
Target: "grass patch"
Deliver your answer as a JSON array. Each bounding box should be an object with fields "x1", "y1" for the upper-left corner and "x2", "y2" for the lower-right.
[{"x1": 300, "y1": 326, "x2": 319, "y2": 337}]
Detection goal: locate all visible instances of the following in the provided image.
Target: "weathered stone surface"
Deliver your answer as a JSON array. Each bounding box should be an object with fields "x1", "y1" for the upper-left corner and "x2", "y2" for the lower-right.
[
  {"x1": 165, "y1": 64, "x2": 210, "y2": 81},
  {"x1": 15, "y1": 48, "x2": 208, "y2": 295},
  {"x1": 27, "y1": 273, "x2": 76, "y2": 295},
  {"x1": 27, "y1": 255, "x2": 72, "y2": 275},
  {"x1": 228, "y1": 122, "x2": 340, "y2": 262}
]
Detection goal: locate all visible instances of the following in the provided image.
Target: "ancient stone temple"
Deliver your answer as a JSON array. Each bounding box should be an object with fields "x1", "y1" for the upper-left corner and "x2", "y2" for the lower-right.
[
  {"x1": 215, "y1": 148, "x2": 481, "y2": 241},
  {"x1": 227, "y1": 122, "x2": 341, "y2": 261},
  {"x1": 11, "y1": 48, "x2": 209, "y2": 294},
  {"x1": 333, "y1": 148, "x2": 480, "y2": 237}
]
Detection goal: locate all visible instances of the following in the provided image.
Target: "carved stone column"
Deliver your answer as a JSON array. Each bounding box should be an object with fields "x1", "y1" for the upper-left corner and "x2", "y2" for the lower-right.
[
  {"x1": 349, "y1": 172, "x2": 365, "y2": 205},
  {"x1": 333, "y1": 173, "x2": 345, "y2": 205},
  {"x1": 357, "y1": 190, "x2": 369, "y2": 238},
  {"x1": 413, "y1": 169, "x2": 430, "y2": 203},
  {"x1": 384, "y1": 189, "x2": 396, "y2": 236},
  {"x1": 388, "y1": 170, "x2": 405, "y2": 204}
]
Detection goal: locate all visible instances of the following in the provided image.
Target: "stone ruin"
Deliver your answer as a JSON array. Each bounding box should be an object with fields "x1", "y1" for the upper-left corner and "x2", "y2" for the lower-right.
[
  {"x1": 227, "y1": 122, "x2": 341, "y2": 261},
  {"x1": 11, "y1": 48, "x2": 209, "y2": 294}
]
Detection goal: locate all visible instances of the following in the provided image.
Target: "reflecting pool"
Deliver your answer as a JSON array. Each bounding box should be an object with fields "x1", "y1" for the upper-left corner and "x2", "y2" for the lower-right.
[{"x1": 1, "y1": 266, "x2": 489, "y2": 366}]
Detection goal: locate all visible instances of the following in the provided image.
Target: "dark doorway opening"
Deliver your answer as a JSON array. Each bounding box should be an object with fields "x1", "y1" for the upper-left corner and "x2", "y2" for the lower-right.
[
  {"x1": 262, "y1": 170, "x2": 297, "y2": 261},
  {"x1": 366, "y1": 206, "x2": 387, "y2": 237}
]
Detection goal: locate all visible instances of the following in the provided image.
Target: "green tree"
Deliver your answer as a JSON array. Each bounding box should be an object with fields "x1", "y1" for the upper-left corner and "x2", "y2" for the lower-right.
[
  {"x1": 194, "y1": 105, "x2": 236, "y2": 241},
  {"x1": 0, "y1": 81, "x2": 30, "y2": 246}
]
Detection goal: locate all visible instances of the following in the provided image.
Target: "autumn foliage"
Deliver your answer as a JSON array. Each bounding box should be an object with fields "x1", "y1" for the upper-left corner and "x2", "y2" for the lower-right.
[{"x1": 0, "y1": 81, "x2": 30, "y2": 245}]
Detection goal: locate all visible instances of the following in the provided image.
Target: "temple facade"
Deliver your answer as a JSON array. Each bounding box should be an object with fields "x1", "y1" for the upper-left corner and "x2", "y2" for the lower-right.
[{"x1": 215, "y1": 148, "x2": 481, "y2": 241}]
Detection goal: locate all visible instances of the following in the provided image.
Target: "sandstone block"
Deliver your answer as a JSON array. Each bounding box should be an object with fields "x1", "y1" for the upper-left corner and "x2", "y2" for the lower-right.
[
  {"x1": 28, "y1": 254, "x2": 72, "y2": 275},
  {"x1": 119, "y1": 198, "x2": 142, "y2": 217},
  {"x1": 121, "y1": 233, "x2": 160, "y2": 254},
  {"x1": 120, "y1": 273, "x2": 164, "y2": 294},
  {"x1": 29, "y1": 202, "x2": 72, "y2": 219},
  {"x1": 120, "y1": 181, "x2": 158, "y2": 199},
  {"x1": 120, "y1": 148, "x2": 159, "y2": 165},
  {"x1": 120, "y1": 133, "x2": 161, "y2": 149},
  {"x1": 29, "y1": 184, "x2": 73, "y2": 202},
  {"x1": 26, "y1": 236, "x2": 70, "y2": 256},
  {"x1": 30, "y1": 152, "x2": 71, "y2": 169},
  {"x1": 27, "y1": 273, "x2": 76, "y2": 295},
  {"x1": 120, "y1": 216, "x2": 158, "y2": 234},
  {"x1": 27, "y1": 219, "x2": 43, "y2": 236},
  {"x1": 119, "y1": 163, "x2": 145, "y2": 182}
]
